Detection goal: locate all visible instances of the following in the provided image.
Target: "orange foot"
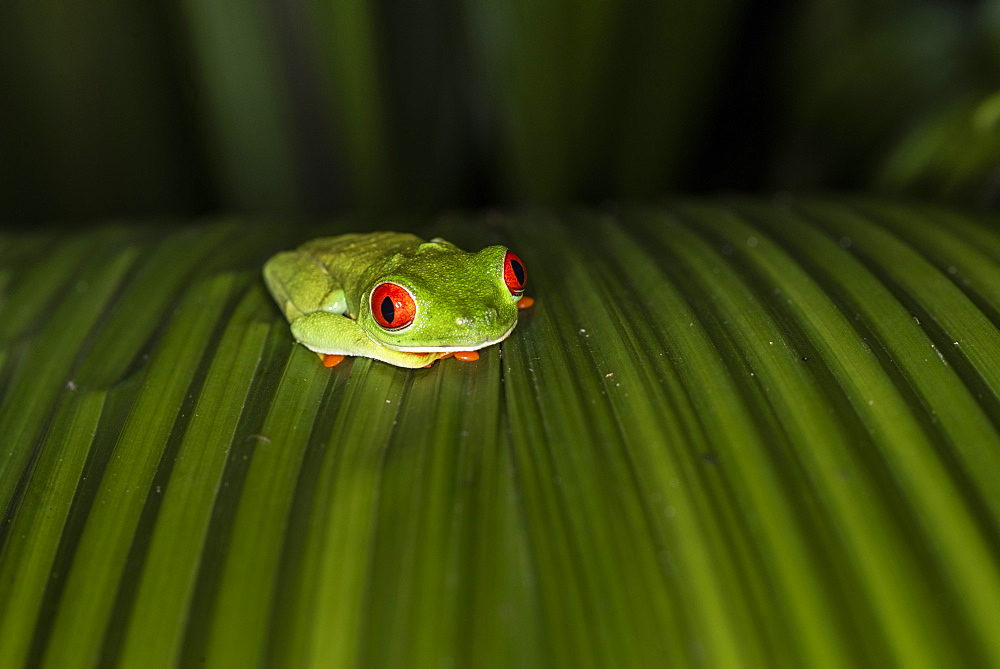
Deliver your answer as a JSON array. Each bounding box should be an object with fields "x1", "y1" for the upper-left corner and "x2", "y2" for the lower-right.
[
  {"x1": 322, "y1": 354, "x2": 345, "y2": 367},
  {"x1": 517, "y1": 296, "x2": 535, "y2": 309},
  {"x1": 453, "y1": 350, "x2": 479, "y2": 362}
]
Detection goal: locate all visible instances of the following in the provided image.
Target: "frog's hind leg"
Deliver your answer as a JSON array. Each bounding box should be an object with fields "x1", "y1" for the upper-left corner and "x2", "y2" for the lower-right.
[
  {"x1": 290, "y1": 311, "x2": 443, "y2": 369},
  {"x1": 263, "y1": 250, "x2": 348, "y2": 322}
]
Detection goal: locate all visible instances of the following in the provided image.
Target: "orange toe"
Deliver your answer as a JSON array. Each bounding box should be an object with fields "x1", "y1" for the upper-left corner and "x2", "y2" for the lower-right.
[
  {"x1": 453, "y1": 350, "x2": 480, "y2": 362},
  {"x1": 322, "y1": 354, "x2": 345, "y2": 367},
  {"x1": 517, "y1": 296, "x2": 535, "y2": 309}
]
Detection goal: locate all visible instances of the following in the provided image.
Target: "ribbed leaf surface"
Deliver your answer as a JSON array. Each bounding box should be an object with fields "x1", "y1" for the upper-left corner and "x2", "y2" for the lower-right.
[{"x1": 1, "y1": 200, "x2": 999, "y2": 666}]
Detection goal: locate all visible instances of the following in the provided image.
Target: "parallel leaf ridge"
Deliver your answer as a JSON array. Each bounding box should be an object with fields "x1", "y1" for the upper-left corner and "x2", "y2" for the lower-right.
[{"x1": 1, "y1": 200, "x2": 998, "y2": 667}]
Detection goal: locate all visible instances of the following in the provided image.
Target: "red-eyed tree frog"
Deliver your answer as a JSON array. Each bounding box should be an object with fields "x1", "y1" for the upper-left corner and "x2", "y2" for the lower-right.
[{"x1": 263, "y1": 232, "x2": 533, "y2": 368}]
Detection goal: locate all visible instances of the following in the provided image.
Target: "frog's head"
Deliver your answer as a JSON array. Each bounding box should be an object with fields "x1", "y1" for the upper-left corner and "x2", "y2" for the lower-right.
[{"x1": 357, "y1": 242, "x2": 527, "y2": 352}]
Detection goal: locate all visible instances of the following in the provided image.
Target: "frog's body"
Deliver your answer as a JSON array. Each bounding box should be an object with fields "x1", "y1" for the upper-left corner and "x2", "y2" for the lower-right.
[{"x1": 263, "y1": 232, "x2": 528, "y2": 368}]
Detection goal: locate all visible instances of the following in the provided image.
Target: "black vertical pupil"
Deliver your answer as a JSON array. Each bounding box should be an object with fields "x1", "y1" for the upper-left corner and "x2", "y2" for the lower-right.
[
  {"x1": 510, "y1": 259, "x2": 525, "y2": 285},
  {"x1": 380, "y1": 296, "x2": 395, "y2": 324}
]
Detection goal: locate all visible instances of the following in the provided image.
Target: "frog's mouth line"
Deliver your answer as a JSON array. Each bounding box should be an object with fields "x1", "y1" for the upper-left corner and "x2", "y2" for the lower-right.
[{"x1": 377, "y1": 321, "x2": 518, "y2": 353}]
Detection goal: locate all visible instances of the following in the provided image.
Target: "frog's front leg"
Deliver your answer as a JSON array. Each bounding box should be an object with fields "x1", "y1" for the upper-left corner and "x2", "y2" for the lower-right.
[{"x1": 290, "y1": 311, "x2": 445, "y2": 368}]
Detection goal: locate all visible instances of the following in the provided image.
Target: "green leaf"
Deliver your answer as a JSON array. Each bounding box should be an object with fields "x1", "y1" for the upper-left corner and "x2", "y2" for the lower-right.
[{"x1": 2, "y1": 201, "x2": 999, "y2": 666}]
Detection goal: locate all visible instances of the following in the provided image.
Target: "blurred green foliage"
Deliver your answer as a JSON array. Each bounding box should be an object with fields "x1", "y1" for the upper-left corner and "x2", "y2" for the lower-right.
[{"x1": 0, "y1": 0, "x2": 998, "y2": 223}]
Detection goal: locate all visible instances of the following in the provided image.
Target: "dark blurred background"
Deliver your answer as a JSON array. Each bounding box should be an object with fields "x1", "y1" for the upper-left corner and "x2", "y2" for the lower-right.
[{"x1": 0, "y1": 0, "x2": 997, "y2": 225}]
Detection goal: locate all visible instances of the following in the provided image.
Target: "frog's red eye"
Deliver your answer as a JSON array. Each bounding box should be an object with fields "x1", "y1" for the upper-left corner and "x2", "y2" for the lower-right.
[
  {"x1": 371, "y1": 282, "x2": 416, "y2": 330},
  {"x1": 504, "y1": 250, "x2": 527, "y2": 296}
]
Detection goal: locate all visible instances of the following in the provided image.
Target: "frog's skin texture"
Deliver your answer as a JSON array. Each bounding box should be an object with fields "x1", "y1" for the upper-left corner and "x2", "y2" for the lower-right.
[{"x1": 263, "y1": 232, "x2": 528, "y2": 368}]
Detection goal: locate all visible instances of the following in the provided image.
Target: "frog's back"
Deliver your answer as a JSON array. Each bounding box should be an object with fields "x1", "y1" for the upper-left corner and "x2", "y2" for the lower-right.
[{"x1": 299, "y1": 232, "x2": 424, "y2": 270}]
